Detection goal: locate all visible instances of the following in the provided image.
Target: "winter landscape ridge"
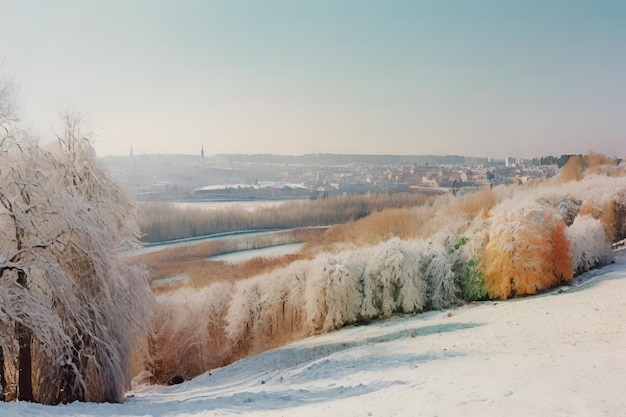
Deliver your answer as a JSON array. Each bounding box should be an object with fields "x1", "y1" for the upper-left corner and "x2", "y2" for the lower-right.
[
  {"x1": 4, "y1": 113, "x2": 625, "y2": 411},
  {"x1": 4, "y1": 1, "x2": 626, "y2": 412},
  {"x1": 3, "y1": 249, "x2": 625, "y2": 417},
  {"x1": 3, "y1": 118, "x2": 626, "y2": 411}
]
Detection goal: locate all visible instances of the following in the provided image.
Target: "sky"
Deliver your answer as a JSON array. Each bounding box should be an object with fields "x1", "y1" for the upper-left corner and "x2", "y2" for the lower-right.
[{"x1": 1, "y1": 0, "x2": 625, "y2": 159}]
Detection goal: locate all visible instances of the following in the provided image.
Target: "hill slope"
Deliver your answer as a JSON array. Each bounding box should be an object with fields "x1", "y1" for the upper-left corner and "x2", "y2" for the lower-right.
[{"x1": 3, "y1": 252, "x2": 626, "y2": 416}]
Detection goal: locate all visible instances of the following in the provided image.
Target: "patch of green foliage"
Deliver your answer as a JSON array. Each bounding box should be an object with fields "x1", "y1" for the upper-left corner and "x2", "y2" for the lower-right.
[
  {"x1": 448, "y1": 237, "x2": 488, "y2": 302},
  {"x1": 449, "y1": 236, "x2": 469, "y2": 253},
  {"x1": 463, "y1": 257, "x2": 488, "y2": 301}
]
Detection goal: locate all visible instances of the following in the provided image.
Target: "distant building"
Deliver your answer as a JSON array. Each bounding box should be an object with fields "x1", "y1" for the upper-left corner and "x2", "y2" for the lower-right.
[
  {"x1": 505, "y1": 156, "x2": 516, "y2": 168},
  {"x1": 201, "y1": 145, "x2": 205, "y2": 161},
  {"x1": 421, "y1": 175, "x2": 439, "y2": 187}
]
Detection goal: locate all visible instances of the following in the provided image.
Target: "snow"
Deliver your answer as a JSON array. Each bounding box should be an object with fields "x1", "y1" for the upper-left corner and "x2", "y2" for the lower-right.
[
  {"x1": 3, "y1": 254, "x2": 626, "y2": 416},
  {"x1": 193, "y1": 182, "x2": 308, "y2": 193},
  {"x1": 207, "y1": 243, "x2": 305, "y2": 263},
  {"x1": 136, "y1": 229, "x2": 289, "y2": 255},
  {"x1": 173, "y1": 200, "x2": 289, "y2": 213}
]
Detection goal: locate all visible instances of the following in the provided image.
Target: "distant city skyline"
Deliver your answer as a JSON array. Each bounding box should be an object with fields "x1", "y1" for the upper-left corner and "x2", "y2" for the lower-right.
[{"x1": 2, "y1": 1, "x2": 625, "y2": 159}]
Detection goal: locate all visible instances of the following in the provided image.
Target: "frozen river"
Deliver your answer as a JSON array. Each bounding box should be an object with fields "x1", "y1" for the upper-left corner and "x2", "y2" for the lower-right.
[{"x1": 206, "y1": 243, "x2": 305, "y2": 263}]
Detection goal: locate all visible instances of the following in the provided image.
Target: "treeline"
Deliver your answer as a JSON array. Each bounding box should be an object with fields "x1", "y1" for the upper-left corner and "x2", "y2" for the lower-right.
[
  {"x1": 143, "y1": 157, "x2": 626, "y2": 384},
  {"x1": 139, "y1": 192, "x2": 431, "y2": 243},
  {"x1": 532, "y1": 154, "x2": 579, "y2": 167},
  {"x1": 530, "y1": 152, "x2": 621, "y2": 169},
  {"x1": 214, "y1": 153, "x2": 474, "y2": 166}
]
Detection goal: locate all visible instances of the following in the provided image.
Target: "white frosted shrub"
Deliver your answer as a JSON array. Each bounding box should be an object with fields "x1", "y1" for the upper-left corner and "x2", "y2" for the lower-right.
[
  {"x1": 282, "y1": 260, "x2": 310, "y2": 334},
  {"x1": 153, "y1": 288, "x2": 201, "y2": 377},
  {"x1": 201, "y1": 281, "x2": 234, "y2": 326},
  {"x1": 394, "y1": 240, "x2": 428, "y2": 313},
  {"x1": 256, "y1": 268, "x2": 296, "y2": 341},
  {"x1": 226, "y1": 277, "x2": 264, "y2": 349},
  {"x1": 361, "y1": 240, "x2": 401, "y2": 318},
  {"x1": 421, "y1": 242, "x2": 460, "y2": 309},
  {"x1": 303, "y1": 255, "x2": 330, "y2": 332},
  {"x1": 361, "y1": 238, "x2": 426, "y2": 318},
  {"x1": 226, "y1": 271, "x2": 299, "y2": 350},
  {"x1": 152, "y1": 282, "x2": 232, "y2": 381},
  {"x1": 567, "y1": 215, "x2": 612, "y2": 274},
  {"x1": 302, "y1": 250, "x2": 363, "y2": 333},
  {"x1": 320, "y1": 253, "x2": 364, "y2": 331}
]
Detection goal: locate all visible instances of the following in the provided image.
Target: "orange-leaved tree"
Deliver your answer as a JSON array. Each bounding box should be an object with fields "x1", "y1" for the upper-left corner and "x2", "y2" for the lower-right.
[{"x1": 483, "y1": 204, "x2": 572, "y2": 299}]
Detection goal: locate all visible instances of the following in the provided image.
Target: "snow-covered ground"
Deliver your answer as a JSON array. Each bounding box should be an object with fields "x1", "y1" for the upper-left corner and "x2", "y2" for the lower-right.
[
  {"x1": 172, "y1": 200, "x2": 289, "y2": 213},
  {"x1": 206, "y1": 243, "x2": 305, "y2": 263},
  {"x1": 4, "y1": 254, "x2": 626, "y2": 417}
]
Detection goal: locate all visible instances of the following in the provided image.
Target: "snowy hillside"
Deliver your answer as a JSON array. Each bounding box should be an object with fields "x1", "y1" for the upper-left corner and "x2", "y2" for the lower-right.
[{"x1": 3, "y1": 252, "x2": 626, "y2": 417}]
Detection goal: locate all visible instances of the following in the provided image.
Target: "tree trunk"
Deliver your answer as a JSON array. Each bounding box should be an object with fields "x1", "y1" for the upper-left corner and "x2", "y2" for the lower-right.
[
  {"x1": 17, "y1": 323, "x2": 33, "y2": 402},
  {"x1": 58, "y1": 336, "x2": 85, "y2": 403},
  {"x1": 0, "y1": 344, "x2": 5, "y2": 402},
  {"x1": 16, "y1": 270, "x2": 33, "y2": 402}
]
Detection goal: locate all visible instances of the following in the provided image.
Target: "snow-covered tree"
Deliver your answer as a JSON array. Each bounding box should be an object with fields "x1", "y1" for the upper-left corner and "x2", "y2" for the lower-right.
[
  {"x1": 361, "y1": 238, "x2": 426, "y2": 318},
  {"x1": 0, "y1": 97, "x2": 152, "y2": 404},
  {"x1": 152, "y1": 282, "x2": 231, "y2": 383},
  {"x1": 420, "y1": 241, "x2": 460, "y2": 310},
  {"x1": 319, "y1": 253, "x2": 363, "y2": 331},
  {"x1": 483, "y1": 204, "x2": 549, "y2": 299},
  {"x1": 567, "y1": 215, "x2": 612, "y2": 274}
]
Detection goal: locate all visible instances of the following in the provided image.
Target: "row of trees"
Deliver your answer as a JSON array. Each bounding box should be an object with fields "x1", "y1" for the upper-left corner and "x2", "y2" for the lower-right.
[
  {"x1": 139, "y1": 192, "x2": 430, "y2": 243},
  {"x1": 151, "y1": 169, "x2": 625, "y2": 382},
  {"x1": 531, "y1": 154, "x2": 579, "y2": 168},
  {"x1": 1, "y1": 80, "x2": 152, "y2": 404}
]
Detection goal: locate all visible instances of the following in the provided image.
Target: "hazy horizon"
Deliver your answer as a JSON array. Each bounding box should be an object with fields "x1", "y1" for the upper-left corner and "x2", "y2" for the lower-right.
[
  {"x1": 2, "y1": 1, "x2": 625, "y2": 159},
  {"x1": 101, "y1": 151, "x2": 553, "y2": 161}
]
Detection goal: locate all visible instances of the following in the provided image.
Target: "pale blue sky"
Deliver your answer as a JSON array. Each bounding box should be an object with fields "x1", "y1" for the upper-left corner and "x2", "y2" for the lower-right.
[{"x1": 1, "y1": 0, "x2": 625, "y2": 158}]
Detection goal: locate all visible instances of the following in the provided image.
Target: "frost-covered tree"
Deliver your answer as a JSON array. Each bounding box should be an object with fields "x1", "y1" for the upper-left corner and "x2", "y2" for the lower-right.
[
  {"x1": 0, "y1": 96, "x2": 151, "y2": 404},
  {"x1": 482, "y1": 201, "x2": 576, "y2": 299},
  {"x1": 152, "y1": 282, "x2": 231, "y2": 383},
  {"x1": 361, "y1": 242, "x2": 400, "y2": 318},
  {"x1": 225, "y1": 277, "x2": 264, "y2": 352},
  {"x1": 420, "y1": 241, "x2": 460, "y2": 310},
  {"x1": 567, "y1": 215, "x2": 612, "y2": 274},
  {"x1": 361, "y1": 238, "x2": 426, "y2": 318},
  {"x1": 319, "y1": 253, "x2": 363, "y2": 331},
  {"x1": 484, "y1": 204, "x2": 549, "y2": 299}
]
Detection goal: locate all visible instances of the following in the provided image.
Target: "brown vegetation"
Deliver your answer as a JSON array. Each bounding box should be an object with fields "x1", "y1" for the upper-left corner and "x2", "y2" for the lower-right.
[
  {"x1": 311, "y1": 188, "x2": 498, "y2": 248},
  {"x1": 151, "y1": 283, "x2": 232, "y2": 381},
  {"x1": 558, "y1": 151, "x2": 620, "y2": 182},
  {"x1": 133, "y1": 227, "x2": 325, "y2": 290},
  {"x1": 578, "y1": 199, "x2": 623, "y2": 243},
  {"x1": 483, "y1": 208, "x2": 573, "y2": 299},
  {"x1": 558, "y1": 155, "x2": 585, "y2": 182}
]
